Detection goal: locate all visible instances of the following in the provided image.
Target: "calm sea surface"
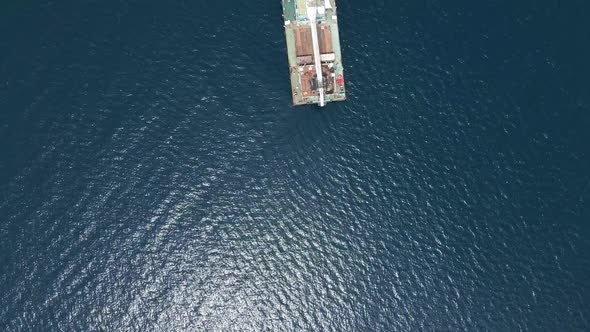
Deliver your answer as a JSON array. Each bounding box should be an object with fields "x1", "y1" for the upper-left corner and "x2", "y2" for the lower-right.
[{"x1": 1, "y1": 0, "x2": 589, "y2": 330}]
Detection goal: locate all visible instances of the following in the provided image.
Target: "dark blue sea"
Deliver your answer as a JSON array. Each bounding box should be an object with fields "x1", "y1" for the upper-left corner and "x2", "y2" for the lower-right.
[{"x1": 1, "y1": 0, "x2": 589, "y2": 330}]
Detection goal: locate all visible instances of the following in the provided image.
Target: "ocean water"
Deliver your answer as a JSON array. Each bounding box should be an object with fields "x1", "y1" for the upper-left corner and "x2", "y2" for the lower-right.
[{"x1": 1, "y1": 0, "x2": 589, "y2": 330}]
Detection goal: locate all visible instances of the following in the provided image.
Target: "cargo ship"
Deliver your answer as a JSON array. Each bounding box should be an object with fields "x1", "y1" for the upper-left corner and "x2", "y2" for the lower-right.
[{"x1": 281, "y1": 0, "x2": 346, "y2": 106}]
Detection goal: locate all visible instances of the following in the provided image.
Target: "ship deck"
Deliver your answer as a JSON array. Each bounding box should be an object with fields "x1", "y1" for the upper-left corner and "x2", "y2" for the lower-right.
[{"x1": 282, "y1": 0, "x2": 346, "y2": 106}]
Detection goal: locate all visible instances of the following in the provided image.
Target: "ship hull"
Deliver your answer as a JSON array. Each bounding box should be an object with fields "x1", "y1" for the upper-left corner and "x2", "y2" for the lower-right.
[{"x1": 281, "y1": 0, "x2": 346, "y2": 106}]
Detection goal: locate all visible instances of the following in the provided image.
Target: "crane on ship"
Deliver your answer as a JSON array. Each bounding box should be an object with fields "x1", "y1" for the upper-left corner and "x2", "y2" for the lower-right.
[{"x1": 306, "y1": 0, "x2": 326, "y2": 106}]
